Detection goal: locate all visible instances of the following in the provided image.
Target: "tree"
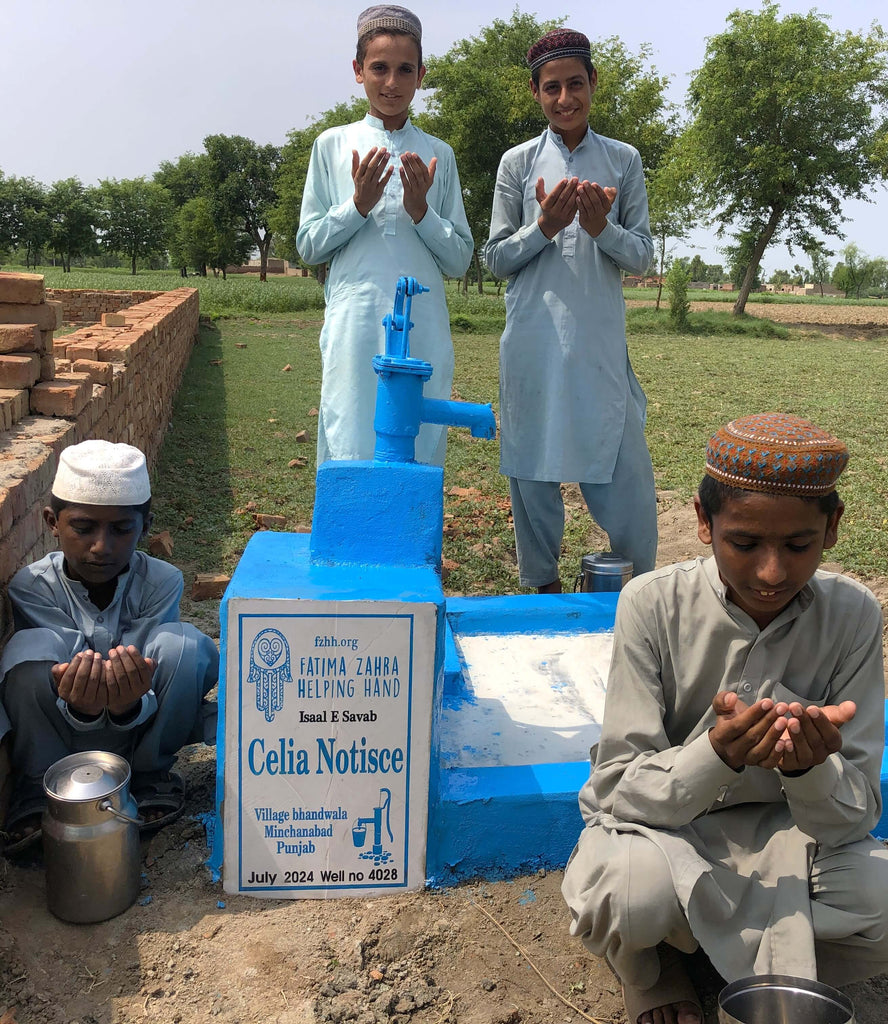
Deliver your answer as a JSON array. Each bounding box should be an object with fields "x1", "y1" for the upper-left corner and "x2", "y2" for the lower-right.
[
  {"x1": 0, "y1": 174, "x2": 50, "y2": 267},
  {"x1": 869, "y1": 257, "x2": 888, "y2": 297},
  {"x1": 99, "y1": 178, "x2": 171, "y2": 274},
  {"x1": 421, "y1": 12, "x2": 676, "y2": 290},
  {"x1": 683, "y1": 5, "x2": 888, "y2": 315},
  {"x1": 169, "y1": 195, "x2": 251, "y2": 278},
  {"x1": 46, "y1": 178, "x2": 98, "y2": 272},
  {"x1": 203, "y1": 134, "x2": 281, "y2": 281},
  {"x1": 154, "y1": 152, "x2": 210, "y2": 208},
  {"x1": 769, "y1": 269, "x2": 793, "y2": 288},
  {"x1": 688, "y1": 255, "x2": 707, "y2": 282},
  {"x1": 646, "y1": 154, "x2": 696, "y2": 309},
  {"x1": 665, "y1": 260, "x2": 691, "y2": 330},
  {"x1": 723, "y1": 230, "x2": 763, "y2": 293},
  {"x1": 274, "y1": 98, "x2": 369, "y2": 274},
  {"x1": 832, "y1": 243, "x2": 873, "y2": 298},
  {"x1": 806, "y1": 242, "x2": 832, "y2": 296}
]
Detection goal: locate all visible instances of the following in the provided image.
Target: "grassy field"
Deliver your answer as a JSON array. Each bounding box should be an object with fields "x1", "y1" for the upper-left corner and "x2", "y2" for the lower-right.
[
  {"x1": 8, "y1": 263, "x2": 887, "y2": 322},
  {"x1": 8, "y1": 264, "x2": 886, "y2": 587},
  {"x1": 146, "y1": 306, "x2": 888, "y2": 601}
]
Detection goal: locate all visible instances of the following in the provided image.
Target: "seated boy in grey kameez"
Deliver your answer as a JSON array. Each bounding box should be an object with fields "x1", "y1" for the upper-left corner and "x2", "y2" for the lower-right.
[
  {"x1": 562, "y1": 413, "x2": 888, "y2": 1024},
  {"x1": 0, "y1": 440, "x2": 218, "y2": 856}
]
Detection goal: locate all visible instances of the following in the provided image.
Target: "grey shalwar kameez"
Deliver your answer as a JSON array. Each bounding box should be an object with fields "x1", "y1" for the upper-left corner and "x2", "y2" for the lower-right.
[
  {"x1": 0, "y1": 551, "x2": 218, "y2": 813},
  {"x1": 484, "y1": 127, "x2": 657, "y2": 585},
  {"x1": 562, "y1": 557, "x2": 888, "y2": 989}
]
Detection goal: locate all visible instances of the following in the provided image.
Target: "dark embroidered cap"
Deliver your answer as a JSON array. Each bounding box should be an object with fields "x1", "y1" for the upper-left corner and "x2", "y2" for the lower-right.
[
  {"x1": 527, "y1": 29, "x2": 593, "y2": 73},
  {"x1": 705, "y1": 413, "x2": 849, "y2": 496}
]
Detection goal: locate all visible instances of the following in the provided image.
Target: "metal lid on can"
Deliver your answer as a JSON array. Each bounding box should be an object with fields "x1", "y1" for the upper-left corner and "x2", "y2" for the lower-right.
[
  {"x1": 581, "y1": 552, "x2": 633, "y2": 576},
  {"x1": 43, "y1": 751, "x2": 130, "y2": 801}
]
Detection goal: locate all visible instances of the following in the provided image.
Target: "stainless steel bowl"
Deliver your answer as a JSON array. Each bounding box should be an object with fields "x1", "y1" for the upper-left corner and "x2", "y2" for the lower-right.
[{"x1": 718, "y1": 974, "x2": 855, "y2": 1024}]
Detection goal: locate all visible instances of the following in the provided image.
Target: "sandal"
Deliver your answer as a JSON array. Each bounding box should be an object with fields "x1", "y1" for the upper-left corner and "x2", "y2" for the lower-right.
[
  {"x1": 2, "y1": 799, "x2": 46, "y2": 858},
  {"x1": 622, "y1": 945, "x2": 702, "y2": 1024},
  {"x1": 131, "y1": 770, "x2": 185, "y2": 833}
]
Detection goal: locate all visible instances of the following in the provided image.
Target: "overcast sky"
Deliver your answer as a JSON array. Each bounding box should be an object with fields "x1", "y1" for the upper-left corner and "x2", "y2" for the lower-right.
[{"x1": 4, "y1": 0, "x2": 886, "y2": 273}]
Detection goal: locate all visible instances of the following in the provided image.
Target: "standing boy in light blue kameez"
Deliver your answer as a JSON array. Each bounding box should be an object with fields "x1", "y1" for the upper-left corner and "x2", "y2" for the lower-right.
[
  {"x1": 297, "y1": 5, "x2": 473, "y2": 467},
  {"x1": 485, "y1": 29, "x2": 657, "y2": 592}
]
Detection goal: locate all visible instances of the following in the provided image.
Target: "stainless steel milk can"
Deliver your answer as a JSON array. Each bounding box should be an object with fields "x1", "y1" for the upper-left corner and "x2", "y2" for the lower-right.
[
  {"x1": 574, "y1": 552, "x2": 634, "y2": 593},
  {"x1": 718, "y1": 974, "x2": 855, "y2": 1024},
  {"x1": 42, "y1": 750, "x2": 142, "y2": 923}
]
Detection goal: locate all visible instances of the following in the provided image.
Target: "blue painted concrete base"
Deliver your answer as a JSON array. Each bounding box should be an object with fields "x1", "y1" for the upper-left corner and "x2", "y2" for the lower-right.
[
  {"x1": 877, "y1": 700, "x2": 888, "y2": 841},
  {"x1": 427, "y1": 761, "x2": 590, "y2": 887},
  {"x1": 426, "y1": 593, "x2": 619, "y2": 887}
]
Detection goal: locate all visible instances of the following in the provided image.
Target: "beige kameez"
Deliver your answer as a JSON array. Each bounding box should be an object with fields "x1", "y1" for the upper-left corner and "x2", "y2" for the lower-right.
[{"x1": 562, "y1": 557, "x2": 888, "y2": 988}]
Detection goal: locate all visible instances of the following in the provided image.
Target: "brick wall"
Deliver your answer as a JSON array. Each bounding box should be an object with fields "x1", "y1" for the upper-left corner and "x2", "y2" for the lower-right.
[
  {"x1": 46, "y1": 288, "x2": 163, "y2": 324},
  {"x1": 0, "y1": 273, "x2": 200, "y2": 641}
]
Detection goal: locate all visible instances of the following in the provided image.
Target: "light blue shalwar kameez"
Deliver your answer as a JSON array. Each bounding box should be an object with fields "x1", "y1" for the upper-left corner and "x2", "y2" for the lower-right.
[
  {"x1": 296, "y1": 115, "x2": 473, "y2": 466},
  {"x1": 485, "y1": 127, "x2": 657, "y2": 586},
  {"x1": 0, "y1": 550, "x2": 218, "y2": 817}
]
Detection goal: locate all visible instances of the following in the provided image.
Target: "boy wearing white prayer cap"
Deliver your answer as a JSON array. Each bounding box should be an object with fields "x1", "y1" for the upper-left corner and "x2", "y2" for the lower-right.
[{"x1": 0, "y1": 440, "x2": 218, "y2": 856}]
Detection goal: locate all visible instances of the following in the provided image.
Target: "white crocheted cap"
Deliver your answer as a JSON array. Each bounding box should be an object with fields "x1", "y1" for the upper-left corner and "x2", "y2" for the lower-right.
[{"x1": 52, "y1": 440, "x2": 151, "y2": 506}]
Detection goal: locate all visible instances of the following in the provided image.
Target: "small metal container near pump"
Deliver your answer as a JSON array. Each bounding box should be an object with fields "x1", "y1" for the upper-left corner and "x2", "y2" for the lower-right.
[
  {"x1": 718, "y1": 974, "x2": 855, "y2": 1024},
  {"x1": 42, "y1": 751, "x2": 142, "y2": 923},
  {"x1": 574, "y1": 552, "x2": 633, "y2": 593}
]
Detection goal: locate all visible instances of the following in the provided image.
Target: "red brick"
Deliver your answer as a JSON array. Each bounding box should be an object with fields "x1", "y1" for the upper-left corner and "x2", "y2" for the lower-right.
[
  {"x1": 0, "y1": 271, "x2": 45, "y2": 304},
  {"x1": 101, "y1": 312, "x2": 127, "y2": 327},
  {"x1": 0, "y1": 352, "x2": 40, "y2": 388},
  {"x1": 0, "y1": 324, "x2": 40, "y2": 353},
  {"x1": 29, "y1": 374, "x2": 92, "y2": 418},
  {"x1": 40, "y1": 354, "x2": 55, "y2": 380},
  {"x1": 0, "y1": 505, "x2": 44, "y2": 581},
  {"x1": 66, "y1": 342, "x2": 99, "y2": 361},
  {"x1": 71, "y1": 358, "x2": 113, "y2": 386},
  {"x1": 0, "y1": 300, "x2": 62, "y2": 330},
  {"x1": 0, "y1": 389, "x2": 27, "y2": 431}
]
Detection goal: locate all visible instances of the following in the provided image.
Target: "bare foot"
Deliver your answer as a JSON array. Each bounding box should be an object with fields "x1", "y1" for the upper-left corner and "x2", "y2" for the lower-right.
[{"x1": 639, "y1": 1001, "x2": 702, "y2": 1024}]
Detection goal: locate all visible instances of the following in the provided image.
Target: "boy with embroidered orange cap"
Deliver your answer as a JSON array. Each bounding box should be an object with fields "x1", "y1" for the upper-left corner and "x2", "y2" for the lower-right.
[
  {"x1": 561, "y1": 413, "x2": 888, "y2": 1024},
  {"x1": 297, "y1": 5, "x2": 472, "y2": 468},
  {"x1": 0, "y1": 440, "x2": 218, "y2": 856}
]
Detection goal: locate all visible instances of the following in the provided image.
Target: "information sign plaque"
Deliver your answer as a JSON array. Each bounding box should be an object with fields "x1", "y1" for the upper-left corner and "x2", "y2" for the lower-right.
[{"x1": 223, "y1": 599, "x2": 436, "y2": 897}]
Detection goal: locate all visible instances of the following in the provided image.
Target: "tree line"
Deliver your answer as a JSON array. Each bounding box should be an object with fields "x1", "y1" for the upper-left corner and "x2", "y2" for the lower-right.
[{"x1": 1, "y1": 4, "x2": 886, "y2": 311}]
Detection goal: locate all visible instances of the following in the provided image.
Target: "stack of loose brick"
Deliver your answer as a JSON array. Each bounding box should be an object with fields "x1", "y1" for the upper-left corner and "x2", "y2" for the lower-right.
[
  {"x1": 0, "y1": 271, "x2": 66, "y2": 419},
  {"x1": 0, "y1": 275, "x2": 199, "y2": 641},
  {"x1": 52, "y1": 291, "x2": 200, "y2": 465}
]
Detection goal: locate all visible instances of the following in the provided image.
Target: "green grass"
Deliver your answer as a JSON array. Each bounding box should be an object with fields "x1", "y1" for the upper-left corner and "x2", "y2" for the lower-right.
[
  {"x1": 148, "y1": 312, "x2": 888, "y2": 607},
  {"x1": 151, "y1": 314, "x2": 323, "y2": 580},
  {"x1": 4, "y1": 264, "x2": 327, "y2": 317}
]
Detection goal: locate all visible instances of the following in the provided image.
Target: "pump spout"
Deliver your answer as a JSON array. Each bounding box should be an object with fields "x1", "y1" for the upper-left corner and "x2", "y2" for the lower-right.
[
  {"x1": 372, "y1": 276, "x2": 496, "y2": 463},
  {"x1": 420, "y1": 397, "x2": 496, "y2": 439}
]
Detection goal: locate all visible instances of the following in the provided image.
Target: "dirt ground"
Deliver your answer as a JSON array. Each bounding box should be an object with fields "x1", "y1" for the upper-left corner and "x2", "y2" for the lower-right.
[
  {"x1": 628, "y1": 296, "x2": 888, "y2": 334},
  {"x1": 3, "y1": 489, "x2": 888, "y2": 1024}
]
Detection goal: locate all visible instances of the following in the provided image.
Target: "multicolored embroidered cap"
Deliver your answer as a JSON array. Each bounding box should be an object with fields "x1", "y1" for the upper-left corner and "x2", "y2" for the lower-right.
[
  {"x1": 357, "y1": 5, "x2": 421, "y2": 42},
  {"x1": 704, "y1": 413, "x2": 848, "y2": 496},
  {"x1": 527, "y1": 29, "x2": 593, "y2": 74}
]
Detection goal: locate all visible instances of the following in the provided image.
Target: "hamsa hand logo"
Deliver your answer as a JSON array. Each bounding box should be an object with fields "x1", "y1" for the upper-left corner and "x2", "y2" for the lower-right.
[{"x1": 248, "y1": 628, "x2": 291, "y2": 722}]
